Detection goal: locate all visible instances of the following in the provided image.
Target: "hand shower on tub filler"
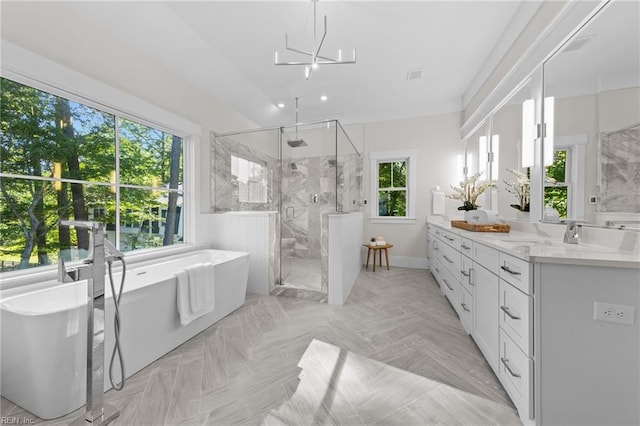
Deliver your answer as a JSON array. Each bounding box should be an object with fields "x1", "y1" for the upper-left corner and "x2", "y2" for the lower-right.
[{"x1": 58, "y1": 220, "x2": 127, "y2": 425}]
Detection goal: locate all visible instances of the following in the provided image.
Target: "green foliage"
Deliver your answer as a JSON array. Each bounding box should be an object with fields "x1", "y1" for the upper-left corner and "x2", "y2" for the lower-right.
[
  {"x1": 545, "y1": 150, "x2": 568, "y2": 218},
  {"x1": 378, "y1": 161, "x2": 406, "y2": 189},
  {"x1": 0, "y1": 78, "x2": 183, "y2": 270},
  {"x1": 377, "y1": 161, "x2": 407, "y2": 216},
  {"x1": 378, "y1": 190, "x2": 407, "y2": 216}
]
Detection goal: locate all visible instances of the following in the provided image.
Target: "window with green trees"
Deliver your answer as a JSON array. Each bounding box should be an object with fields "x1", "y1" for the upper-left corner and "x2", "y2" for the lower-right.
[
  {"x1": 377, "y1": 160, "x2": 407, "y2": 216},
  {"x1": 544, "y1": 149, "x2": 569, "y2": 218},
  {"x1": 0, "y1": 77, "x2": 184, "y2": 272}
]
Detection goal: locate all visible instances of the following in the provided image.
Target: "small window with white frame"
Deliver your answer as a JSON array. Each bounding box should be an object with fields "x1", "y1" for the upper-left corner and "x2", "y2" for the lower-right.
[{"x1": 369, "y1": 150, "x2": 416, "y2": 223}]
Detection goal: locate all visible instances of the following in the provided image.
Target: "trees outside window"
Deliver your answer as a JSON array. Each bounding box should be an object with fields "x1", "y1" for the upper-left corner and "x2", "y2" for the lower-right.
[
  {"x1": 544, "y1": 149, "x2": 569, "y2": 219},
  {"x1": 369, "y1": 150, "x2": 416, "y2": 223},
  {"x1": 377, "y1": 161, "x2": 407, "y2": 216},
  {"x1": 0, "y1": 77, "x2": 184, "y2": 271}
]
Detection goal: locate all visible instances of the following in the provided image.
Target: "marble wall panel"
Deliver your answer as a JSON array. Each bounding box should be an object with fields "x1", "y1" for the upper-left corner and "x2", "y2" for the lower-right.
[
  {"x1": 211, "y1": 136, "x2": 279, "y2": 212},
  {"x1": 600, "y1": 127, "x2": 640, "y2": 212}
]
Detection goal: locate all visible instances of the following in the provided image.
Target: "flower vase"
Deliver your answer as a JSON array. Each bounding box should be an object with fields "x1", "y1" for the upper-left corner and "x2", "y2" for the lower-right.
[
  {"x1": 516, "y1": 210, "x2": 530, "y2": 221},
  {"x1": 464, "y1": 210, "x2": 478, "y2": 223}
]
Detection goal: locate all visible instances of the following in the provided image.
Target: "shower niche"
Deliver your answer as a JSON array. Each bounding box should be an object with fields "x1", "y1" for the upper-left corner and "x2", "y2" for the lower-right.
[{"x1": 212, "y1": 120, "x2": 362, "y2": 297}]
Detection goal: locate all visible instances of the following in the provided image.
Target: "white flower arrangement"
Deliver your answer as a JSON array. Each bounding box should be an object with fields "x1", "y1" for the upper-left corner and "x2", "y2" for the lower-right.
[
  {"x1": 446, "y1": 172, "x2": 495, "y2": 211},
  {"x1": 504, "y1": 169, "x2": 530, "y2": 212}
]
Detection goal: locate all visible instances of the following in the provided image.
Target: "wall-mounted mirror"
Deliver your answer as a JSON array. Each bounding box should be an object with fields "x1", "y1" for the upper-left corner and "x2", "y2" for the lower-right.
[
  {"x1": 493, "y1": 75, "x2": 542, "y2": 220},
  {"x1": 463, "y1": 121, "x2": 490, "y2": 209},
  {"x1": 543, "y1": 0, "x2": 640, "y2": 225}
]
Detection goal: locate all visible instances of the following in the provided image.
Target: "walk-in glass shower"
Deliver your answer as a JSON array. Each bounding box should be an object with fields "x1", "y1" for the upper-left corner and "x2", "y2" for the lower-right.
[{"x1": 212, "y1": 120, "x2": 362, "y2": 295}]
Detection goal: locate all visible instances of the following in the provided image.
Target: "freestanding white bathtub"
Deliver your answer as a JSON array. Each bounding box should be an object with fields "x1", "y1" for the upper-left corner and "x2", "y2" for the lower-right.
[{"x1": 0, "y1": 249, "x2": 249, "y2": 419}]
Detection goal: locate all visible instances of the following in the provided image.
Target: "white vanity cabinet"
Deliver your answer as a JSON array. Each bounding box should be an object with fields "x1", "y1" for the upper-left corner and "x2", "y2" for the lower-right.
[
  {"x1": 427, "y1": 221, "x2": 640, "y2": 425},
  {"x1": 428, "y1": 225, "x2": 472, "y2": 326},
  {"x1": 428, "y1": 223, "x2": 534, "y2": 422},
  {"x1": 497, "y1": 253, "x2": 534, "y2": 421},
  {"x1": 472, "y1": 256, "x2": 500, "y2": 373},
  {"x1": 534, "y1": 263, "x2": 640, "y2": 426}
]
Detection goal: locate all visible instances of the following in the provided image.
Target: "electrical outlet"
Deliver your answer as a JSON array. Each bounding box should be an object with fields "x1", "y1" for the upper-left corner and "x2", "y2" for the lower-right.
[
  {"x1": 588, "y1": 195, "x2": 599, "y2": 205},
  {"x1": 594, "y1": 302, "x2": 635, "y2": 325}
]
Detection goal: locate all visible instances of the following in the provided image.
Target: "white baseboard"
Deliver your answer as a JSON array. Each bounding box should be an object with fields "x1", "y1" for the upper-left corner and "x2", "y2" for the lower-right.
[{"x1": 388, "y1": 256, "x2": 429, "y2": 269}]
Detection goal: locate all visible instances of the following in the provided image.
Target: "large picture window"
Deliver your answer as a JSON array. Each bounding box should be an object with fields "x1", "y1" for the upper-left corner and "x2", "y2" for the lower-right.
[{"x1": 0, "y1": 77, "x2": 184, "y2": 271}]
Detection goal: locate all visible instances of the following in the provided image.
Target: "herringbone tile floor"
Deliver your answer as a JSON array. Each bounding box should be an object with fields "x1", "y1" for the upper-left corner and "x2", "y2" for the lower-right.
[{"x1": 2, "y1": 268, "x2": 521, "y2": 425}]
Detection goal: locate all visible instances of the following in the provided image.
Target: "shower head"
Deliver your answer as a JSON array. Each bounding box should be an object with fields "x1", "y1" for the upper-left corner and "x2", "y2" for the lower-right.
[
  {"x1": 287, "y1": 139, "x2": 307, "y2": 148},
  {"x1": 287, "y1": 97, "x2": 308, "y2": 148}
]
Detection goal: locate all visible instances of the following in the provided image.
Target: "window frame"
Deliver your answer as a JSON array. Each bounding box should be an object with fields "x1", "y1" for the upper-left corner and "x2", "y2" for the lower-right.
[
  {"x1": 369, "y1": 150, "x2": 417, "y2": 224},
  {"x1": 0, "y1": 42, "x2": 201, "y2": 284},
  {"x1": 544, "y1": 134, "x2": 587, "y2": 220}
]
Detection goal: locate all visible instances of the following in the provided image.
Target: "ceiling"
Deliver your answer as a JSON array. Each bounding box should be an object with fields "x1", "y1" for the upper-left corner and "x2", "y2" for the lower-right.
[{"x1": 6, "y1": 1, "x2": 535, "y2": 128}]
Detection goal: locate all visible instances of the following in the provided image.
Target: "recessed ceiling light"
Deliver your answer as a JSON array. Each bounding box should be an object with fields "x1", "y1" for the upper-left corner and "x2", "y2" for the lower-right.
[
  {"x1": 320, "y1": 95, "x2": 328, "y2": 101},
  {"x1": 277, "y1": 103, "x2": 285, "y2": 108}
]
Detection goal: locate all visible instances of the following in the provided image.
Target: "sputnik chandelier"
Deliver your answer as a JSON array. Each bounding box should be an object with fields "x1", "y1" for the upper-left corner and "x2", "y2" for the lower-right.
[{"x1": 274, "y1": 0, "x2": 357, "y2": 80}]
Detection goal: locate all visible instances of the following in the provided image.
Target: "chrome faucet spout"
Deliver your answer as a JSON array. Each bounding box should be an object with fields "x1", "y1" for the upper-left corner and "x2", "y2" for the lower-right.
[{"x1": 563, "y1": 221, "x2": 581, "y2": 244}]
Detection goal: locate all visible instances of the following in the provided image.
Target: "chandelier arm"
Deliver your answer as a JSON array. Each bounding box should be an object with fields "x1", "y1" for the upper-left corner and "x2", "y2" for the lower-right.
[
  {"x1": 275, "y1": 61, "x2": 317, "y2": 66},
  {"x1": 316, "y1": 54, "x2": 338, "y2": 62},
  {"x1": 285, "y1": 46, "x2": 314, "y2": 57},
  {"x1": 311, "y1": 16, "x2": 328, "y2": 65},
  {"x1": 314, "y1": 59, "x2": 356, "y2": 65}
]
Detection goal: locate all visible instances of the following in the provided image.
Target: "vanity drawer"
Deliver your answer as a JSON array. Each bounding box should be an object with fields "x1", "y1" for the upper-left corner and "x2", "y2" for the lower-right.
[
  {"x1": 431, "y1": 258, "x2": 444, "y2": 294},
  {"x1": 473, "y1": 241, "x2": 499, "y2": 272},
  {"x1": 499, "y1": 329, "x2": 533, "y2": 421},
  {"x1": 441, "y1": 266, "x2": 458, "y2": 303},
  {"x1": 499, "y1": 252, "x2": 531, "y2": 295},
  {"x1": 458, "y1": 288, "x2": 474, "y2": 335},
  {"x1": 439, "y1": 240, "x2": 461, "y2": 277},
  {"x1": 440, "y1": 228, "x2": 460, "y2": 248},
  {"x1": 500, "y1": 279, "x2": 532, "y2": 355},
  {"x1": 459, "y1": 254, "x2": 474, "y2": 295},
  {"x1": 460, "y1": 237, "x2": 473, "y2": 256}
]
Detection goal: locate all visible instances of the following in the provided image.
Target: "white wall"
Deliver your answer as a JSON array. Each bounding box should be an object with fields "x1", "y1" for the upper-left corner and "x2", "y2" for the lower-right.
[
  {"x1": 358, "y1": 113, "x2": 463, "y2": 266},
  {"x1": 207, "y1": 212, "x2": 277, "y2": 295},
  {"x1": 327, "y1": 212, "x2": 364, "y2": 305}
]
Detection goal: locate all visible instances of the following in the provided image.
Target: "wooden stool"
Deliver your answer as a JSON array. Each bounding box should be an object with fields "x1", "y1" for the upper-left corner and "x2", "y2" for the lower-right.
[{"x1": 363, "y1": 243, "x2": 393, "y2": 272}]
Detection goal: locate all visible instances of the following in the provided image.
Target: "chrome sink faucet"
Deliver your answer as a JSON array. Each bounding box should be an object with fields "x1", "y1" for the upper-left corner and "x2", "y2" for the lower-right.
[{"x1": 563, "y1": 221, "x2": 581, "y2": 244}]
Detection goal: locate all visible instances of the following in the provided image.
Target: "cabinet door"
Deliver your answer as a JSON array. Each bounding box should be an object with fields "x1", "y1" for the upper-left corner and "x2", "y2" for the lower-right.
[{"x1": 473, "y1": 262, "x2": 500, "y2": 373}]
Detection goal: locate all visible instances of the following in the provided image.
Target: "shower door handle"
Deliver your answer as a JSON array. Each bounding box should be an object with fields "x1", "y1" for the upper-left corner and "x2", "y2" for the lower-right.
[{"x1": 285, "y1": 206, "x2": 295, "y2": 219}]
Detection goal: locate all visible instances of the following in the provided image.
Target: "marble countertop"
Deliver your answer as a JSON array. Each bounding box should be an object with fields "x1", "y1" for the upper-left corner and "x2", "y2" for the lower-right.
[{"x1": 428, "y1": 218, "x2": 640, "y2": 269}]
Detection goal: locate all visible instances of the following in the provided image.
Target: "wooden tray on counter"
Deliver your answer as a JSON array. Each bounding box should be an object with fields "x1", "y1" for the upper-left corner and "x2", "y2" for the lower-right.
[{"x1": 451, "y1": 220, "x2": 510, "y2": 233}]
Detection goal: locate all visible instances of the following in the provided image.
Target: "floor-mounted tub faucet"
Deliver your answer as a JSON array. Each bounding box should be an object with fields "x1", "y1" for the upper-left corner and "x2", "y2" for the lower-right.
[
  {"x1": 563, "y1": 221, "x2": 581, "y2": 244},
  {"x1": 58, "y1": 220, "x2": 125, "y2": 426}
]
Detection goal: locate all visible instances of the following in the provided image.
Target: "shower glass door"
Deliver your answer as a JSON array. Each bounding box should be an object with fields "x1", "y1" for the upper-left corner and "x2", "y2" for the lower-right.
[{"x1": 279, "y1": 122, "x2": 337, "y2": 292}]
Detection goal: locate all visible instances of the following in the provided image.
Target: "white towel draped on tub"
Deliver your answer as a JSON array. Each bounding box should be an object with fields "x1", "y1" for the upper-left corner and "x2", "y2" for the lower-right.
[{"x1": 175, "y1": 262, "x2": 215, "y2": 326}]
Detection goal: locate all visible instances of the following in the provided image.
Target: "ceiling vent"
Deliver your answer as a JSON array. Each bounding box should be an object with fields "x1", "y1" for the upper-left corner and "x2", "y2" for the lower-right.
[{"x1": 406, "y1": 68, "x2": 423, "y2": 81}]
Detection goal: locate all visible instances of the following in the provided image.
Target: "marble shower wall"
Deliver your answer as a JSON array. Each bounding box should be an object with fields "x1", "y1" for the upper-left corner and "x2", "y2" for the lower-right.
[
  {"x1": 282, "y1": 153, "x2": 362, "y2": 261},
  {"x1": 600, "y1": 126, "x2": 640, "y2": 212},
  {"x1": 338, "y1": 153, "x2": 364, "y2": 213},
  {"x1": 211, "y1": 135, "x2": 279, "y2": 212}
]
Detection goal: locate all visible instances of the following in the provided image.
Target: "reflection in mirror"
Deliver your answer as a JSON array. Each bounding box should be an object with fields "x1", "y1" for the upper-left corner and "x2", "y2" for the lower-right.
[
  {"x1": 493, "y1": 77, "x2": 540, "y2": 220},
  {"x1": 463, "y1": 121, "x2": 490, "y2": 209},
  {"x1": 543, "y1": 0, "x2": 640, "y2": 225}
]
